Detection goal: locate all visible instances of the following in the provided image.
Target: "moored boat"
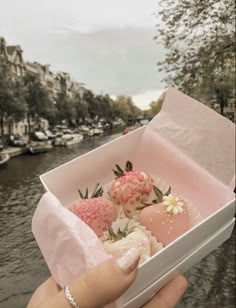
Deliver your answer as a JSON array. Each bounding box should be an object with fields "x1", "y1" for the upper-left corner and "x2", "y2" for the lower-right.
[
  {"x1": 0, "y1": 153, "x2": 10, "y2": 166},
  {"x1": 92, "y1": 127, "x2": 104, "y2": 136},
  {"x1": 28, "y1": 141, "x2": 53, "y2": 154},
  {"x1": 54, "y1": 133, "x2": 83, "y2": 146},
  {"x1": 122, "y1": 125, "x2": 140, "y2": 135}
]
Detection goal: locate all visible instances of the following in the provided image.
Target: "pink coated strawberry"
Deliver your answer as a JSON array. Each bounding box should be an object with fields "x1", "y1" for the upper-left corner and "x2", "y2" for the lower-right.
[
  {"x1": 69, "y1": 184, "x2": 117, "y2": 237},
  {"x1": 139, "y1": 193, "x2": 190, "y2": 246},
  {"x1": 108, "y1": 161, "x2": 154, "y2": 219}
]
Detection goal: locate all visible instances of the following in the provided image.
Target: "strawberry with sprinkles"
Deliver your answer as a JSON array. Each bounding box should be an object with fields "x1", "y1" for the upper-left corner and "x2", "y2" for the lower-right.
[
  {"x1": 108, "y1": 161, "x2": 154, "y2": 219},
  {"x1": 69, "y1": 183, "x2": 117, "y2": 237}
]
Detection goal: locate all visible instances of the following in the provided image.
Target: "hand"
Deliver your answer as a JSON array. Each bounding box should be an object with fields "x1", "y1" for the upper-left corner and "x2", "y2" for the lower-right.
[{"x1": 27, "y1": 248, "x2": 187, "y2": 308}]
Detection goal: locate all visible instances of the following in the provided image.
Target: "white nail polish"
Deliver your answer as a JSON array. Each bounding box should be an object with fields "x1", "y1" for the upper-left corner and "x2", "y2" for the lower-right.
[{"x1": 116, "y1": 248, "x2": 140, "y2": 273}]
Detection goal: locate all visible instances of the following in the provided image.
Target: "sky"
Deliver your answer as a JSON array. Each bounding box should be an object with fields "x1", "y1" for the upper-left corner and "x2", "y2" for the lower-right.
[{"x1": 0, "y1": 0, "x2": 166, "y2": 109}]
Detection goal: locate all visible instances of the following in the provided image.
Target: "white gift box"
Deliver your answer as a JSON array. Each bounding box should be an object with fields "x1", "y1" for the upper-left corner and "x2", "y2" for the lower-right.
[{"x1": 33, "y1": 87, "x2": 235, "y2": 307}]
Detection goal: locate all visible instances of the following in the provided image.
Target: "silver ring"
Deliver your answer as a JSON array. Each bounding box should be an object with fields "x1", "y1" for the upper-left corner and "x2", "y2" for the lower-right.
[{"x1": 64, "y1": 285, "x2": 80, "y2": 308}]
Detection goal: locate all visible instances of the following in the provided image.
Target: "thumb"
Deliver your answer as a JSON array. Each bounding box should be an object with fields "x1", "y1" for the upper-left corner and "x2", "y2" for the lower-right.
[{"x1": 42, "y1": 247, "x2": 140, "y2": 308}]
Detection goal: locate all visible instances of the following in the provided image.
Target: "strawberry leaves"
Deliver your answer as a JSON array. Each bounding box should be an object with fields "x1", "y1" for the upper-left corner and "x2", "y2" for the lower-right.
[
  {"x1": 125, "y1": 161, "x2": 133, "y2": 172},
  {"x1": 78, "y1": 183, "x2": 103, "y2": 199},
  {"x1": 137, "y1": 185, "x2": 171, "y2": 210},
  {"x1": 91, "y1": 183, "x2": 103, "y2": 198},
  {"x1": 153, "y1": 185, "x2": 163, "y2": 202},
  {"x1": 112, "y1": 160, "x2": 133, "y2": 178},
  {"x1": 108, "y1": 221, "x2": 135, "y2": 241},
  {"x1": 164, "y1": 186, "x2": 171, "y2": 196},
  {"x1": 112, "y1": 164, "x2": 125, "y2": 178},
  {"x1": 152, "y1": 185, "x2": 171, "y2": 203},
  {"x1": 78, "y1": 187, "x2": 89, "y2": 199}
]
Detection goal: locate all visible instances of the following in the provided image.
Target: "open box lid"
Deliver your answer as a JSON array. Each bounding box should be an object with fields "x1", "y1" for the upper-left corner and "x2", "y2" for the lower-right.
[{"x1": 148, "y1": 87, "x2": 235, "y2": 189}]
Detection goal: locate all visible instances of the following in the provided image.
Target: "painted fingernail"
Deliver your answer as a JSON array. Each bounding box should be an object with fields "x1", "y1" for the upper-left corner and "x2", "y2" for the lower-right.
[{"x1": 116, "y1": 248, "x2": 140, "y2": 273}]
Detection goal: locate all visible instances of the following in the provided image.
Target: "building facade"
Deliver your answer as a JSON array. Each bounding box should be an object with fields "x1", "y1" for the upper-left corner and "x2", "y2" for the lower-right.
[{"x1": 0, "y1": 36, "x2": 85, "y2": 137}]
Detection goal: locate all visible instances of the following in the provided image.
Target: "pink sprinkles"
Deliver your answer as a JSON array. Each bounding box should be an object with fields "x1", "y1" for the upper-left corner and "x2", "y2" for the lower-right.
[{"x1": 110, "y1": 171, "x2": 153, "y2": 204}]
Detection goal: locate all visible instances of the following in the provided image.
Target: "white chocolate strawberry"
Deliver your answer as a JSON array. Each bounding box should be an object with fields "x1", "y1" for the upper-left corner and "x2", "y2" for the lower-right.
[
  {"x1": 139, "y1": 194, "x2": 190, "y2": 246},
  {"x1": 69, "y1": 184, "x2": 117, "y2": 237},
  {"x1": 101, "y1": 218, "x2": 162, "y2": 264},
  {"x1": 108, "y1": 161, "x2": 154, "y2": 219}
]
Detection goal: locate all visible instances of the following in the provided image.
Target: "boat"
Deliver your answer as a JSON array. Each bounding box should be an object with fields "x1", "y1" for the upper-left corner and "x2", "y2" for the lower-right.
[
  {"x1": 92, "y1": 127, "x2": 104, "y2": 136},
  {"x1": 8, "y1": 135, "x2": 27, "y2": 147},
  {"x1": 54, "y1": 133, "x2": 83, "y2": 146},
  {"x1": 0, "y1": 153, "x2": 10, "y2": 166},
  {"x1": 78, "y1": 125, "x2": 95, "y2": 137},
  {"x1": 28, "y1": 141, "x2": 53, "y2": 154},
  {"x1": 30, "y1": 131, "x2": 49, "y2": 141},
  {"x1": 122, "y1": 125, "x2": 140, "y2": 135}
]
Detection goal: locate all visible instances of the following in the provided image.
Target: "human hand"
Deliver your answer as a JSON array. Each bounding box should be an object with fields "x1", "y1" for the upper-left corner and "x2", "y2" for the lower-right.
[{"x1": 27, "y1": 248, "x2": 187, "y2": 308}]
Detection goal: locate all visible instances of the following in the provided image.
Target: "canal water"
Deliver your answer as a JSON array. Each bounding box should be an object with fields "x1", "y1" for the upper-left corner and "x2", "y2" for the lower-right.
[{"x1": 0, "y1": 133, "x2": 235, "y2": 308}]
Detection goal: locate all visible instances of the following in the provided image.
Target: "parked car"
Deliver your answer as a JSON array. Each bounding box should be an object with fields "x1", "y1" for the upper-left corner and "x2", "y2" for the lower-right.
[{"x1": 8, "y1": 135, "x2": 26, "y2": 147}]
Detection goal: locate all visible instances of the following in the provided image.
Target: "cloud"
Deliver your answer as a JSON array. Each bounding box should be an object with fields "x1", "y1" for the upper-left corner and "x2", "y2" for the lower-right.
[
  {"x1": 15, "y1": 27, "x2": 165, "y2": 97},
  {"x1": 0, "y1": 0, "x2": 157, "y2": 35},
  {"x1": 0, "y1": 0, "x2": 165, "y2": 100},
  {"x1": 57, "y1": 0, "x2": 157, "y2": 33},
  {"x1": 132, "y1": 89, "x2": 165, "y2": 110}
]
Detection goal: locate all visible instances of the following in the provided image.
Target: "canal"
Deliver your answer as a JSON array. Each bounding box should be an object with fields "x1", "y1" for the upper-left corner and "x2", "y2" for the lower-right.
[{"x1": 0, "y1": 133, "x2": 235, "y2": 308}]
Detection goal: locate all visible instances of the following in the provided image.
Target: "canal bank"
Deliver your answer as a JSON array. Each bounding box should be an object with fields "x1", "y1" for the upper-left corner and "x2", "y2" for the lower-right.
[
  {"x1": 1, "y1": 146, "x2": 28, "y2": 158},
  {"x1": 0, "y1": 132, "x2": 235, "y2": 308}
]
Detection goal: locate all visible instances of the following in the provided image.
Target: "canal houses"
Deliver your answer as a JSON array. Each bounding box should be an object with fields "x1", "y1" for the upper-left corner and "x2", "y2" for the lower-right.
[
  {"x1": 0, "y1": 36, "x2": 86, "y2": 138},
  {"x1": 0, "y1": 37, "x2": 26, "y2": 77}
]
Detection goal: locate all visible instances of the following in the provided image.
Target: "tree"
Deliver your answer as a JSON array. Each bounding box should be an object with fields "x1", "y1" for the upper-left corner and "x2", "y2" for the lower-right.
[
  {"x1": 55, "y1": 90, "x2": 76, "y2": 126},
  {"x1": 95, "y1": 94, "x2": 114, "y2": 122},
  {"x1": 83, "y1": 89, "x2": 99, "y2": 122},
  {"x1": 0, "y1": 64, "x2": 26, "y2": 139},
  {"x1": 155, "y1": 0, "x2": 235, "y2": 115},
  {"x1": 24, "y1": 73, "x2": 54, "y2": 136},
  {"x1": 113, "y1": 96, "x2": 142, "y2": 122},
  {"x1": 72, "y1": 92, "x2": 89, "y2": 124},
  {"x1": 149, "y1": 91, "x2": 166, "y2": 117}
]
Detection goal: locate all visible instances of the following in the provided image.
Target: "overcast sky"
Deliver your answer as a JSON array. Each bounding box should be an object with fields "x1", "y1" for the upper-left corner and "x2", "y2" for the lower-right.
[{"x1": 0, "y1": 0, "x2": 166, "y2": 109}]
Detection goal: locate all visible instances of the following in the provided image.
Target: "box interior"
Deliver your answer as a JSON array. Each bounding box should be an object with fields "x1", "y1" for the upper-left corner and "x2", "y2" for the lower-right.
[
  {"x1": 41, "y1": 125, "x2": 235, "y2": 221},
  {"x1": 41, "y1": 127, "x2": 146, "y2": 206}
]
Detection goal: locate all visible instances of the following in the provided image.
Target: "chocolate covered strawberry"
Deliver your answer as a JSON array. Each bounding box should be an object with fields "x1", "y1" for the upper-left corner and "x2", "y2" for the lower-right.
[
  {"x1": 102, "y1": 218, "x2": 162, "y2": 264},
  {"x1": 108, "y1": 161, "x2": 154, "y2": 219},
  {"x1": 139, "y1": 191, "x2": 190, "y2": 247},
  {"x1": 69, "y1": 184, "x2": 117, "y2": 237}
]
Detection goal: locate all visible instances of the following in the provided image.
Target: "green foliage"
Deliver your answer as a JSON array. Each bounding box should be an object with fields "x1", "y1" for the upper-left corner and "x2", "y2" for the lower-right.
[
  {"x1": 149, "y1": 91, "x2": 166, "y2": 118},
  {"x1": 95, "y1": 94, "x2": 114, "y2": 121},
  {"x1": 78, "y1": 90, "x2": 116, "y2": 123},
  {"x1": 0, "y1": 64, "x2": 27, "y2": 136},
  {"x1": 24, "y1": 74, "x2": 54, "y2": 119},
  {"x1": 113, "y1": 96, "x2": 142, "y2": 122},
  {"x1": 73, "y1": 92, "x2": 89, "y2": 124},
  {"x1": 55, "y1": 90, "x2": 76, "y2": 126},
  {"x1": 155, "y1": 0, "x2": 235, "y2": 115},
  {"x1": 82, "y1": 89, "x2": 98, "y2": 121},
  {"x1": 0, "y1": 62, "x2": 142, "y2": 133}
]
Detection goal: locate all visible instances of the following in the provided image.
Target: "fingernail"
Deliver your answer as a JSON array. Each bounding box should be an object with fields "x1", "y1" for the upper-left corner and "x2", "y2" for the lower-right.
[{"x1": 116, "y1": 248, "x2": 140, "y2": 273}]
